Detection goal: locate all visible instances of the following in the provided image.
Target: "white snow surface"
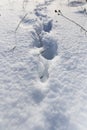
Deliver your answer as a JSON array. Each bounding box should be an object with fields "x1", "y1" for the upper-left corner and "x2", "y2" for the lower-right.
[{"x1": 0, "y1": 0, "x2": 87, "y2": 130}]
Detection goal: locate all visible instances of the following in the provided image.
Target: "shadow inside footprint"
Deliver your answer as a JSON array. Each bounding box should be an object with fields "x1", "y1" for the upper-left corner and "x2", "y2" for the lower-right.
[
  {"x1": 75, "y1": 9, "x2": 87, "y2": 15},
  {"x1": 31, "y1": 89, "x2": 45, "y2": 104},
  {"x1": 41, "y1": 35, "x2": 58, "y2": 60},
  {"x1": 68, "y1": 1, "x2": 86, "y2": 7},
  {"x1": 43, "y1": 20, "x2": 53, "y2": 32},
  {"x1": 38, "y1": 61, "x2": 49, "y2": 82},
  {"x1": 19, "y1": 15, "x2": 37, "y2": 25}
]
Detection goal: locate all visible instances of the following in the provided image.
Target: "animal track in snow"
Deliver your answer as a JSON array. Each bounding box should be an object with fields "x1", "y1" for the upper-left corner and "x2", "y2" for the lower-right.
[
  {"x1": 35, "y1": 9, "x2": 47, "y2": 18},
  {"x1": 32, "y1": 20, "x2": 58, "y2": 60},
  {"x1": 31, "y1": 22, "x2": 43, "y2": 48},
  {"x1": 18, "y1": 13, "x2": 37, "y2": 28},
  {"x1": 41, "y1": 34, "x2": 58, "y2": 60},
  {"x1": 38, "y1": 59, "x2": 49, "y2": 82},
  {"x1": 31, "y1": 88, "x2": 45, "y2": 104},
  {"x1": 31, "y1": 0, "x2": 58, "y2": 82},
  {"x1": 43, "y1": 20, "x2": 53, "y2": 32},
  {"x1": 68, "y1": 1, "x2": 86, "y2": 7},
  {"x1": 31, "y1": 18, "x2": 58, "y2": 82}
]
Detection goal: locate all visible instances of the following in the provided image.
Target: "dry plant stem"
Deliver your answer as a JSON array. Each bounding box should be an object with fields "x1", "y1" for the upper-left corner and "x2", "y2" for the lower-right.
[
  {"x1": 57, "y1": 10, "x2": 87, "y2": 34},
  {"x1": 15, "y1": 13, "x2": 28, "y2": 32},
  {"x1": 22, "y1": 0, "x2": 28, "y2": 10},
  {"x1": 9, "y1": 32, "x2": 17, "y2": 52},
  {"x1": 11, "y1": 13, "x2": 29, "y2": 51},
  {"x1": 62, "y1": 14, "x2": 87, "y2": 33}
]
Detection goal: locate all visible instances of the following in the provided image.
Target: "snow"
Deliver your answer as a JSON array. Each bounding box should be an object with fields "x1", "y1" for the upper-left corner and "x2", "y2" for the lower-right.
[{"x1": 0, "y1": 0, "x2": 87, "y2": 130}]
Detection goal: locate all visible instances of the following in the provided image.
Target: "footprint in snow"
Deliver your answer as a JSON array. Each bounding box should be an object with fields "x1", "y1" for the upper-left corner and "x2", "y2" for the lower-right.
[
  {"x1": 41, "y1": 34, "x2": 58, "y2": 60},
  {"x1": 31, "y1": 88, "x2": 45, "y2": 104},
  {"x1": 43, "y1": 20, "x2": 53, "y2": 33},
  {"x1": 19, "y1": 14, "x2": 37, "y2": 27},
  {"x1": 68, "y1": 1, "x2": 86, "y2": 7},
  {"x1": 38, "y1": 60, "x2": 49, "y2": 82}
]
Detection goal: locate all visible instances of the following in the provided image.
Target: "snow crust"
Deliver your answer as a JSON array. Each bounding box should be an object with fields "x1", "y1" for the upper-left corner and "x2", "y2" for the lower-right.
[{"x1": 0, "y1": 0, "x2": 87, "y2": 130}]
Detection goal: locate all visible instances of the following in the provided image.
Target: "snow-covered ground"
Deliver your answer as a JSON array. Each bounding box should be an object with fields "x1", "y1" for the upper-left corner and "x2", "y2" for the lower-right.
[{"x1": 0, "y1": 0, "x2": 87, "y2": 130}]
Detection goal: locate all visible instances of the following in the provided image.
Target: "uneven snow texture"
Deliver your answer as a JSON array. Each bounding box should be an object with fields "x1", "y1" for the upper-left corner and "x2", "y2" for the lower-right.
[{"x1": 0, "y1": 0, "x2": 87, "y2": 130}]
